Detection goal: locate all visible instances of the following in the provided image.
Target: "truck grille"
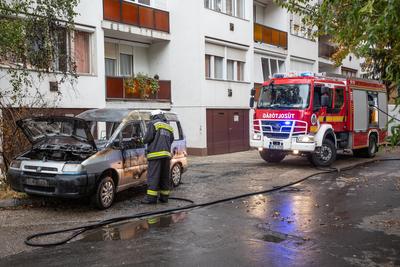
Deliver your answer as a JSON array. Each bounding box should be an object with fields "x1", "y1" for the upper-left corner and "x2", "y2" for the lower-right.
[{"x1": 254, "y1": 120, "x2": 308, "y2": 139}]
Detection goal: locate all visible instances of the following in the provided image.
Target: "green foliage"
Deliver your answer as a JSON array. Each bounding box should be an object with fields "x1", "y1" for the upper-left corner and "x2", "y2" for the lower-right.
[
  {"x1": 0, "y1": 0, "x2": 79, "y2": 179},
  {"x1": 275, "y1": 0, "x2": 400, "y2": 87},
  {"x1": 124, "y1": 73, "x2": 160, "y2": 99}
]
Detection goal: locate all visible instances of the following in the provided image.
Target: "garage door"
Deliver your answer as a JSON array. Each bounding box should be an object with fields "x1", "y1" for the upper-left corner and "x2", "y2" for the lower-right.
[{"x1": 206, "y1": 109, "x2": 249, "y2": 155}]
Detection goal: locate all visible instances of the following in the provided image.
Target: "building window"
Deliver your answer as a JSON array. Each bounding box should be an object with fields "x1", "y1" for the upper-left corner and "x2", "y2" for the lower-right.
[
  {"x1": 227, "y1": 60, "x2": 234, "y2": 80},
  {"x1": 290, "y1": 14, "x2": 313, "y2": 40},
  {"x1": 74, "y1": 31, "x2": 90, "y2": 74},
  {"x1": 342, "y1": 67, "x2": 357, "y2": 77},
  {"x1": 205, "y1": 0, "x2": 244, "y2": 19},
  {"x1": 237, "y1": 61, "x2": 244, "y2": 81},
  {"x1": 262, "y1": 57, "x2": 286, "y2": 80},
  {"x1": 105, "y1": 58, "x2": 116, "y2": 76},
  {"x1": 226, "y1": 0, "x2": 233, "y2": 15},
  {"x1": 236, "y1": 0, "x2": 244, "y2": 18},
  {"x1": 214, "y1": 0, "x2": 222, "y2": 12},
  {"x1": 205, "y1": 55, "x2": 211, "y2": 78},
  {"x1": 120, "y1": 53, "x2": 133, "y2": 76},
  {"x1": 138, "y1": 0, "x2": 150, "y2": 5},
  {"x1": 214, "y1": 56, "x2": 223, "y2": 79}
]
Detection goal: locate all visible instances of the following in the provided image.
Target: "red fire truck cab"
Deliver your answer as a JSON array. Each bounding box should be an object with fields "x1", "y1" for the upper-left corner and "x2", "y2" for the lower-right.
[{"x1": 250, "y1": 72, "x2": 388, "y2": 167}]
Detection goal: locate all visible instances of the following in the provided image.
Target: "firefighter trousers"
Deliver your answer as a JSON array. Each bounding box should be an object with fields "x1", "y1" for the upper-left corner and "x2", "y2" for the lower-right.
[{"x1": 146, "y1": 157, "x2": 171, "y2": 197}]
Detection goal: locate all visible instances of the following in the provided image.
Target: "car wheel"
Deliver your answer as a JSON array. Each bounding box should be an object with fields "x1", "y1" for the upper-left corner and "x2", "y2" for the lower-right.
[
  {"x1": 259, "y1": 149, "x2": 286, "y2": 163},
  {"x1": 310, "y1": 139, "x2": 336, "y2": 167},
  {"x1": 170, "y1": 164, "x2": 182, "y2": 187},
  {"x1": 353, "y1": 134, "x2": 378, "y2": 158},
  {"x1": 92, "y1": 176, "x2": 115, "y2": 210}
]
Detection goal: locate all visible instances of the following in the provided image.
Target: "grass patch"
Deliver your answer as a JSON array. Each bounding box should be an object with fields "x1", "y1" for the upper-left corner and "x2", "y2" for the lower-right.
[{"x1": 0, "y1": 179, "x2": 27, "y2": 200}]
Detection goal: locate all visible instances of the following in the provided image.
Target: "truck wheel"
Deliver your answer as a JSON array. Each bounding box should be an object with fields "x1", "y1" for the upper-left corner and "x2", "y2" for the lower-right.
[
  {"x1": 91, "y1": 176, "x2": 115, "y2": 210},
  {"x1": 353, "y1": 135, "x2": 378, "y2": 158},
  {"x1": 259, "y1": 149, "x2": 286, "y2": 163},
  {"x1": 170, "y1": 164, "x2": 182, "y2": 187},
  {"x1": 310, "y1": 139, "x2": 336, "y2": 167}
]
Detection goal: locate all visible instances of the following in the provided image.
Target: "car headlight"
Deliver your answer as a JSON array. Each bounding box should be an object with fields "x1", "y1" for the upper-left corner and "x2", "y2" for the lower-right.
[
  {"x1": 62, "y1": 164, "x2": 85, "y2": 174},
  {"x1": 253, "y1": 133, "x2": 262, "y2": 140},
  {"x1": 297, "y1": 135, "x2": 315, "y2": 143},
  {"x1": 10, "y1": 160, "x2": 22, "y2": 169}
]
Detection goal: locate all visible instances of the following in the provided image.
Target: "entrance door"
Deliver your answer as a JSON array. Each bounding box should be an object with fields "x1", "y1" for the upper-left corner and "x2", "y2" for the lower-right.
[{"x1": 206, "y1": 109, "x2": 249, "y2": 155}]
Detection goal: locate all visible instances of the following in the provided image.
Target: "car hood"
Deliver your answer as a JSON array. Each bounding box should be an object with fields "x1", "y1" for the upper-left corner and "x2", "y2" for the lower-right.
[{"x1": 16, "y1": 116, "x2": 97, "y2": 150}]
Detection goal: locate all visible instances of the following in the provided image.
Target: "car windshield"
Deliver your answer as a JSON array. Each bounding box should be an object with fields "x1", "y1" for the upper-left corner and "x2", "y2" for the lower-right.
[
  {"x1": 258, "y1": 84, "x2": 310, "y2": 109},
  {"x1": 87, "y1": 121, "x2": 121, "y2": 148}
]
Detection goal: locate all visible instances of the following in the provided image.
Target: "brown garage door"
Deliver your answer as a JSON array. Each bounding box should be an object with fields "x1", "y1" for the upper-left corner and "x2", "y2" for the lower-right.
[{"x1": 206, "y1": 109, "x2": 249, "y2": 155}]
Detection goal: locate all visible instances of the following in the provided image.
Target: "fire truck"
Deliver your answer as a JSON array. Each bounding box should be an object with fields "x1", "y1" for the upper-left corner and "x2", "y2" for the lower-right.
[{"x1": 249, "y1": 72, "x2": 388, "y2": 167}]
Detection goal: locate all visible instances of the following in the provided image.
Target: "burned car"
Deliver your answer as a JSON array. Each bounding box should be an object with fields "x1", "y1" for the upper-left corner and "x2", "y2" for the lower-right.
[{"x1": 7, "y1": 109, "x2": 188, "y2": 209}]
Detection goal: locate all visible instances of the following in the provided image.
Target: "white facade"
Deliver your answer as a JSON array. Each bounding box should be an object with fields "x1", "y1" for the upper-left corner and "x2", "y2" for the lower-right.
[{"x1": 0, "y1": 0, "x2": 365, "y2": 155}]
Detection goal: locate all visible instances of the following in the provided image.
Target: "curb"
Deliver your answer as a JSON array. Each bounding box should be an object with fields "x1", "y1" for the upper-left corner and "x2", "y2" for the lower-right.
[{"x1": 0, "y1": 198, "x2": 38, "y2": 209}]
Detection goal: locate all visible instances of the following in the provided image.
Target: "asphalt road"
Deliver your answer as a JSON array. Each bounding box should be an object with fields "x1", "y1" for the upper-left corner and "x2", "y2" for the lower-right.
[{"x1": 1, "y1": 149, "x2": 400, "y2": 266}]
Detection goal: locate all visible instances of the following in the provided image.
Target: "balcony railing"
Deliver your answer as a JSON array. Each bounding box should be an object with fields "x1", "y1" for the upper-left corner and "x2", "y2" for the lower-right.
[
  {"x1": 106, "y1": 76, "x2": 171, "y2": 102},
  {"x1": 319, "y1": 43, "x2": 337, "y2": 59},
  {"x1": 254, "y1": 23, "x2": 288, "y2": 49},
  {"x1": 103, "y1": 0, "x2": 170, "y2": 33}
]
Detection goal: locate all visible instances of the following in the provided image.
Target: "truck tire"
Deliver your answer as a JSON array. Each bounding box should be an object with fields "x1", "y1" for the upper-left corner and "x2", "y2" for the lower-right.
[
  {"x1": 309, "y1": 139, "x2": 336, "y2": 167},
  {"x1": 259, "y1": 149, "x2": 286, "y2": 163},
  {"x1": 353, "y1": 134, "x2": 378, "y2": 158},
  {"x1": 91, "y1": 176, "x2": 115, "y2": 210}
]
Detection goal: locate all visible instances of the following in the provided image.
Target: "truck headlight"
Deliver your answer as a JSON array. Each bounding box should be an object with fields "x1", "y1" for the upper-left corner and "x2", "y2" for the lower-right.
[
  {"x1": 10, "y1": 160, "x2": 22, "y2": 169},
  {"x1": 253, "y1": 133, "x2": 262, "y2": 140},
  {"x1": 297, "y1": 135, "x2": 315, "y2": 143},
  {"x1": 62, "y1": 164, "x2": 85, "y2": 174}
]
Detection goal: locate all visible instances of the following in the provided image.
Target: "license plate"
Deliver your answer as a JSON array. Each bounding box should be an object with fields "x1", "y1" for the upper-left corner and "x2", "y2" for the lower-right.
[
  {"x1": 25, "y1": 178, "x2": 49, "y2": 187},
  {"x1": 269, "y1": 141, "x2": 283, "y2": 150}
]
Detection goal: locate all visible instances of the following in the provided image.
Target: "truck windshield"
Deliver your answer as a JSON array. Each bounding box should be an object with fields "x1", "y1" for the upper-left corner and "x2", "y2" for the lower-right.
[{"x1": 258, "y1": 84, "x2": 310, "y2": 109}]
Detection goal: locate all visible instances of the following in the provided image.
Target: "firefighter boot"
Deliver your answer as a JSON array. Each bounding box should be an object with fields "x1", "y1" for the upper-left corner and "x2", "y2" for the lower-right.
[
  {"x1": 141, "y1": 195, "x2": 157, "y2": 204},
  {"x1": 159, "y1": 191, "x2": 169, "y2": 203}
]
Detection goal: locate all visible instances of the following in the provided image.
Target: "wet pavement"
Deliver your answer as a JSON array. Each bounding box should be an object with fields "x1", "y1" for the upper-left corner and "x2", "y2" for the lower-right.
[{"x1": 2, "y1": 156, "x2": 400, "y2": 266}]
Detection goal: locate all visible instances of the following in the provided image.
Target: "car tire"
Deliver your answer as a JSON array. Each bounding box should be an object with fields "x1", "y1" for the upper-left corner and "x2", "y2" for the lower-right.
[
  {"x1": 353, "y1": 135, "x2": 378, "y2": 158},
  {"x1": 310, "y1": 139, "x2": 336, "y2": 167},
  {"x1": 91, "y1": 176, "x2": 115, "y2": 210},
  {"x1": 170, "y1": 164, "x2": 182, "y2": 187},
  {"x1": 259, "y1": 149, "x2": 286, "y2": 163}
]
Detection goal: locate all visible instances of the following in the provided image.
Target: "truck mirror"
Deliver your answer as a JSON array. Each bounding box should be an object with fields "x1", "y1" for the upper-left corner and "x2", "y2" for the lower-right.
[
  {"x1": 321, "y1": 94, "x2": 330, "y2": 108},
  {"x1": 250, "y1": 88, "x2": 256, "y2": 97},
  {"x1": 250, "y1": 97, "x2": 255, "y2": 108}
]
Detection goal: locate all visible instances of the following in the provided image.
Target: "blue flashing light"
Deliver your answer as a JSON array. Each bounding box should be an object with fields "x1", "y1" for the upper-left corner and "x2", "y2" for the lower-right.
[
  {"x1": 272, "y1": 73, "x2": 286, "y2": 78},
  {"x1": 300, "y1": 71, "x2": 314, "y2": 77},
  {"x1": 284, "y1": 121, "x2": 291, "y2": 125}
]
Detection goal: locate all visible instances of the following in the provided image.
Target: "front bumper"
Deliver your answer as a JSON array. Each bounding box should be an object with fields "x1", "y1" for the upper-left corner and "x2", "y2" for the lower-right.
[
  {"x1": 7, "y1": 169, "x2": 96, "y2": 198},
  {"x1": 251, "y1": 136, "x2": 316, "y2": 152}
]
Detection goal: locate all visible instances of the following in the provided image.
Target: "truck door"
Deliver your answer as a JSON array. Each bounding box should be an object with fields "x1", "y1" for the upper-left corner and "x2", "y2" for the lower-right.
[{"x1": 313, "y1": 85, "x2": 347, "y2": 129}]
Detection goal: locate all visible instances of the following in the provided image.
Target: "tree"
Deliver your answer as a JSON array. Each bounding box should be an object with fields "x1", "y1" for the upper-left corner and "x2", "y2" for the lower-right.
[
  {"x1": 0, "y1": 0, "x2": 79, "y2": 177},
  {"x1": 275, "y1": 0, "x2": 400, "y2": 145}
]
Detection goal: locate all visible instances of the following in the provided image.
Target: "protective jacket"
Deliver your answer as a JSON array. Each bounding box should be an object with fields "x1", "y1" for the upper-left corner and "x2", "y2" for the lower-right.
[{"x1": 143, "y1": 114, "x2": 174, "y2": 160}]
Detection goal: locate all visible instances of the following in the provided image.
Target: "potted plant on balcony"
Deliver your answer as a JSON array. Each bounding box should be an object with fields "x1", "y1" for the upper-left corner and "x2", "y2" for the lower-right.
[{"x1": 124, "y1": 73, "x2": 160, "y2": 99}]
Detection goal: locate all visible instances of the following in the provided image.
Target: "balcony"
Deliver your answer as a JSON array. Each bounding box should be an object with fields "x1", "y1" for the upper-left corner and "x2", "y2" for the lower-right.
[
  {"x1": 106, "y1": 76, "x2": 171, "y2": 102},
  {"x1": 103, "y1": 0, "x2": 170, "y2": 33},
  {"x1": 254, "y1": 23, "x2": 288, "y2": 49}
]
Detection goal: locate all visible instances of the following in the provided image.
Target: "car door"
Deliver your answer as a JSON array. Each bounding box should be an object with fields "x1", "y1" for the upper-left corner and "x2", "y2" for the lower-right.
[{"x1": 119, "y1": 122, "x2": 146, "y2": 188}]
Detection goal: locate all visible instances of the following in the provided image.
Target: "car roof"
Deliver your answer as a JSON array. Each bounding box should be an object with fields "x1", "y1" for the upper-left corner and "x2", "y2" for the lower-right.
[{"x1": 77, "y1": 109, "x2": 178, "y2": 122}]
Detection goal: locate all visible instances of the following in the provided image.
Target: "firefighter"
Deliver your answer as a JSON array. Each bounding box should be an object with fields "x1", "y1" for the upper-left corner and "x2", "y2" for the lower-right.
[{"x1": 141, "y1": 110, "x2": 174, "y2": 204}]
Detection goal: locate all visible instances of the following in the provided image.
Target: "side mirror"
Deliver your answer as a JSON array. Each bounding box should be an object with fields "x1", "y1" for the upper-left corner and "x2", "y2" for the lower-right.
[
  {"x1": 321, "y1": 94, "x2": 330, "y2": 108},
  {"x1": 250, "y1": 88, "x2": 256, "y2": 97},
  {"x1": 250, "y1": 97, "x2": 255, "y2": 108}
]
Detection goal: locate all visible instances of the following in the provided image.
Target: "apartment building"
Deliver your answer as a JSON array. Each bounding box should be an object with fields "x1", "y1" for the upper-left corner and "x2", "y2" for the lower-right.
[{"x1": 0, "y1": 0, "x2": 364, "y2": 156}]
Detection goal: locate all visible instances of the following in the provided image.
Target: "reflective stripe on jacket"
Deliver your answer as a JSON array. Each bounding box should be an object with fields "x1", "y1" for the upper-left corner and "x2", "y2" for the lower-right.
[{"x1": 143, "y1": 115, "x2": 174, "y2": 160}]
